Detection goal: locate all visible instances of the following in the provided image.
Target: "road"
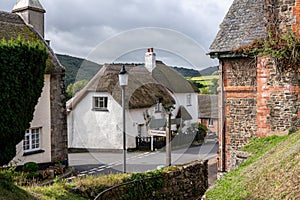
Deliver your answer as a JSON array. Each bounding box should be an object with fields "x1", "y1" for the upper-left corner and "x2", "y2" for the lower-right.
[{"x1": 68, "y1": 141, "x2": 218, "y2": 176}]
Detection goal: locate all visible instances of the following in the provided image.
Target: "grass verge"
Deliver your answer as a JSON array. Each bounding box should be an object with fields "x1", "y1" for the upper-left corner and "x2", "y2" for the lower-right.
[{"x1": 205, "y1": 132, "x2": 300, "y2": 200}]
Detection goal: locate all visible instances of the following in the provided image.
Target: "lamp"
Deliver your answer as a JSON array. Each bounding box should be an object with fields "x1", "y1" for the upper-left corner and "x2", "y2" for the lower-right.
[
  {"x1": 118, "y1": 65, "x2": 128, "y2": 173},
  {"x1": 119, "y1": 65, "x2": 128, "y2": 86}
]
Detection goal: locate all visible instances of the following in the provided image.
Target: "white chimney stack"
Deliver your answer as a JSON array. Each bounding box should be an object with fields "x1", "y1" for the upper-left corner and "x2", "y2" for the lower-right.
[{"x1": 145, "y1": 48, "x2": 156, "y2": 72}]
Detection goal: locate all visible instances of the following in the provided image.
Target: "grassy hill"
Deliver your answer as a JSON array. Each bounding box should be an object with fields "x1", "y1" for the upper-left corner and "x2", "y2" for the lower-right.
[{"x1": 205, "y1": 132, "x2": 300, "y2": 200}]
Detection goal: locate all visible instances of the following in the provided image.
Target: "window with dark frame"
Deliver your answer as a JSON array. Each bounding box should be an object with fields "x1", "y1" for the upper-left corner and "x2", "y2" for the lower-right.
[
  {"x1": 23, "y1": 128, "x2": 41, "y2": 153},
  {"x1": 93, "y1": 96, "x2": 108, "y2": 111}
]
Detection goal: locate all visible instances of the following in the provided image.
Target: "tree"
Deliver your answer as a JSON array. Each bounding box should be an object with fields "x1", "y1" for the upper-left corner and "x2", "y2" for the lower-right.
[
  {"x1": 0, "y1": 38, "x2": 47, "y2": 165},
  {"x1": 66, "y1": 79, "x2": 88, "y2": 99}
]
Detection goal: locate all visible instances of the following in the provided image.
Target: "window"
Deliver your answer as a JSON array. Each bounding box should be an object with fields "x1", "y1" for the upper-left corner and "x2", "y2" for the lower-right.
[
  {"x1": 23, "y1": 128, "x2": 41, "y2": 153},
  {"x1": 93, "y1": 96, "x2": 108, "y2": 111},
  {"x1": 186, "y1": 94, "x2": 192, "y2": 106},
  {"x1": 155, "y1": 98, "x2": 162, "y2": 113},
  {"x1": 208, "y1": 118, "x2": 214, "y2": 126}
]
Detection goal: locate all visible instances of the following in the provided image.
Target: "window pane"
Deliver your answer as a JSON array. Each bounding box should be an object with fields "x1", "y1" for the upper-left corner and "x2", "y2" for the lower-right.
[
  {"x1": 23, "y1": 128, "x2": 41, "y2": 152},
  {"x1": 93, "y1": 97, "x2": 108, "y2": 109}
]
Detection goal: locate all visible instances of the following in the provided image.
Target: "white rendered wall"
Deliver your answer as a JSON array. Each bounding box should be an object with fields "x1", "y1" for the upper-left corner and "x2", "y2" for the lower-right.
[
  {"x1": 172, "y1": 93, "x2": 199, "y2": 126},
  {"x1": 68, "y1": 92, "x2": 149, "y2": 150},
  {"x1": 12, "y1": 75, "x2": 51, "y2": 165}
]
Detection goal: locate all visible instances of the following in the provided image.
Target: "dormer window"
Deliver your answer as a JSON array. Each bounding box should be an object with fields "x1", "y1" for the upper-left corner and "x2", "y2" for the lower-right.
[{"x1": 93, "y1": 96, "x2": 108, "y2": 111}]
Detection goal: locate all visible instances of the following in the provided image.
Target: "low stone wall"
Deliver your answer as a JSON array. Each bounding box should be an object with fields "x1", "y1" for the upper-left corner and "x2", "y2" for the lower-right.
[
  {"x1": 160, "y1": 160, "x2": 208, "y2": 199},
  {"x1": 96, "y1": 160, "x2": 208, "y2": 200}
]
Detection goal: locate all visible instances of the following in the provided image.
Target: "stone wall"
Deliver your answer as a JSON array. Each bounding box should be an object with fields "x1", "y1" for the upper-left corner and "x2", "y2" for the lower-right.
[
  {"x1": 50, "y1": 71, "x2": 68, "y2": 164},
  {"x1": 257, "y1": 57, "x2": 299, "y2": 136},
  {"x1": 275, "y1": 0, "x2": 296, "y2": 31},
  {"x1": 160, "y1": 160, "x2": 208, "y2": 199},
  {"x1": 293, "y1": 0, "x2": 300, "y2": 35},
  {"x1": 225, "y1": 58, "x2": 257, "y2": 87},
  {"x1": 220, "y1": 58, "x2": 257, "y2": 170},
  {"x1": 98, "y1": 160, "x2": 208, "y2": 200}
]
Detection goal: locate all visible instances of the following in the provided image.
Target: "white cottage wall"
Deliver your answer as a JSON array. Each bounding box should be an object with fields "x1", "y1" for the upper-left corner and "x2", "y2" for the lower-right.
[
  {"x1": 68, "y1": 92, "x2": 143, "y2": 150},
  {"x1": 13, "y1": 74, "x2": 52, "y2": 165},
  {"x1": 172, "y1": 93, "x2": 199, "y2": 124}
]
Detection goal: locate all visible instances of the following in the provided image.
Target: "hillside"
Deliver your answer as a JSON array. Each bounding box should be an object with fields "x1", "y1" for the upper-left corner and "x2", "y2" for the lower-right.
[
  {"x1": 57, "y1": 54, "x2": 215, "y2": 87},
  {"x1": 172, "y1": 66, "x2": 201, "y2": 77},
  {"x1": 205, "y1": 132, "x2": 300, "y2": 199},
  {"x1": 56, "y1": 54, "x2": 102, "y2": 86},
  {"x1": 199, "y1": 66, "x2": 218, "y2": 76}
]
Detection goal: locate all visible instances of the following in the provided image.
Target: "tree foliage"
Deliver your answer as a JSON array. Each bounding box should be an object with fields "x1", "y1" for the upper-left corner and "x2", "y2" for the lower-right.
[
  {"x1": 66, "y1": 79, "x2": 88, "y2": 99},
  {"x1": 0, "y1": 38, "x2": 47, "y2": 165}
]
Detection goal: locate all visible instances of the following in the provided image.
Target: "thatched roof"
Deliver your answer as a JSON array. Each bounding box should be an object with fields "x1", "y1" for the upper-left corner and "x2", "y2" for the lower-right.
[
  {"x1": 68, "y1": 64, "x2": 175, "y2": 110},
  {"x1": 209, "y1": 0, "x2": 266, "y2": 55},
  {"x1": 0, "y1": 11, "x2": 63, "y2": 74},
  {"x1": 198, "y1": 95, "x2": 218, "y2": 119},
  {"x1": 153, "y1": 61, "x2": 198, "y2": 93}
]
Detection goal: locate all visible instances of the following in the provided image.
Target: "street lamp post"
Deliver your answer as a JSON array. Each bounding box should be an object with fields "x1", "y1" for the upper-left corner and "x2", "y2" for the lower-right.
[{"x1": 119, "y1": 65, "x2": 128, "y2": 173}]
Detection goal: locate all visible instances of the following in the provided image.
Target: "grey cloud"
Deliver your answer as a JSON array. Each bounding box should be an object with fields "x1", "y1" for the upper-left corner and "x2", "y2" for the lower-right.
[{"x1": 2, "y1": 0, "x2": 233, "y2": 67}]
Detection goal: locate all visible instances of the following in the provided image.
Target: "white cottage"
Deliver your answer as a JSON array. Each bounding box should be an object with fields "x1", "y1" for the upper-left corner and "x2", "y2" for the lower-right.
[{"x1": 67, "y1": 48, "x2": 198, "y2": 151}]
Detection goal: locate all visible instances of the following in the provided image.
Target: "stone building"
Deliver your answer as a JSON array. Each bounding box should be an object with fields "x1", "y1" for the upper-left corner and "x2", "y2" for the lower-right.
[
  {"x1": 209, "y1": 0, "x2": 300, "y2": 171},
  {"x1": 1, "y1": 0, "x2": 68, "y2": 166}
]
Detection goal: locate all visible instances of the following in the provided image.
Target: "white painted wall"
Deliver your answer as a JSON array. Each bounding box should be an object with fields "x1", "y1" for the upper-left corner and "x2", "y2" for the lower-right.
[
  {"x1": 68, "y1": 92, "x2": 151, "y2": 150},
  {"x1": 12, "y1": 74, "x2": 52, "y2": 165},
  {"x1": 172, "y1": 93, "x2": 199, "y2": 130}
]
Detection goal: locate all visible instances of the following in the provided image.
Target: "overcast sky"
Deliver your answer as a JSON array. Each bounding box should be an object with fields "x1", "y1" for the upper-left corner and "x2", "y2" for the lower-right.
[{"x1": 2, "y1": 0, "x2": 233, "y2": 69}]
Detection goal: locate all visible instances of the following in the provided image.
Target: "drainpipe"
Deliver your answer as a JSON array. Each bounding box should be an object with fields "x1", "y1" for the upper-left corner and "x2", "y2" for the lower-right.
[{"x1": 219, "y1": 59, "x2": 226, "y2": 172}]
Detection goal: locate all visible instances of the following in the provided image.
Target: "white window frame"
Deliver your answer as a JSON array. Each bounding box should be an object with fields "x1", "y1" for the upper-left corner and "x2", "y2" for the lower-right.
[
  {"x1": 93, "y1": 96, "x2": 108, "y2": 111},
  {"x1": 23, "y1": 128, "x2": 41, "y2": 153},
  {"x1": 186, "y1": 94, "x2": 192, "y2": 106}
]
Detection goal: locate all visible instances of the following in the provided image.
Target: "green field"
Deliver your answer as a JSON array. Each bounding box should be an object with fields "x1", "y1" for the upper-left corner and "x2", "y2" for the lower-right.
[
  {"x1": 186, "y1": 75, "x2": 219, "y2": 94},
  {"x1": 189, "y1": 75, "x2": 219, "y2": 86}
]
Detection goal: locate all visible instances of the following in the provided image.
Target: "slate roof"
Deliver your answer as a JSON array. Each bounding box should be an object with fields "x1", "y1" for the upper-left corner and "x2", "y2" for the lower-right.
[
  {"x1": 198, "y1": 95, "x2": 218, "y2": 119},
  {"x1": 209, "y1": 0, "x2": 266, "y2": 55},
  {"x1": 176, "y1": 106, "x2": 193, "y2": 121},
  {"x1": 67, "y1": 64, "x2": 176, "y2": 110},
  {"x1": 0, "y1": 11, "x2": 62, "y2": 73},
  {"x1": 153, "y1": 61, "x2": 198, "y2": 93}
]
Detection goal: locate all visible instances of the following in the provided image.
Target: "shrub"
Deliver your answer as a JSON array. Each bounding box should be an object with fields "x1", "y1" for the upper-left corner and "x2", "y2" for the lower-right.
[{"x1": 23, "y1": 162, "x2": 39, "y2": 179}]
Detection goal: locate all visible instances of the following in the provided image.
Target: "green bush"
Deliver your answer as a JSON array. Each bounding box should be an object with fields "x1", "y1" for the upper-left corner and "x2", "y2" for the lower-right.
[
  {"x1": 0, "y1": 37, "x2": 47, "y2": 165},
  {"x1": 195, "y1": 123, "x2": 208, "y2": 142},
  {"x1": 23, "y1": 162, "x2": 39, "y2": 179}
]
